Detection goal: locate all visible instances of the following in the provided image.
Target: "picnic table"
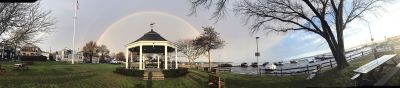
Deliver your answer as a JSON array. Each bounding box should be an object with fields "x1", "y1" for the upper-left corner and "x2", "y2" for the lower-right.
[
  {"x1": 13, "y1": 63, "x2": 28, "y2": 71},
  {"x1": 351, "y1": 54, "x2": 398, "y2": 86}
]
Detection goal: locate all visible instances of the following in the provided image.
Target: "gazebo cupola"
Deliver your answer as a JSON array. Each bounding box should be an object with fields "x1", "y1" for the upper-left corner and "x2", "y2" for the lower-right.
[{"x1": 125, "y1": 23, "x2": 178, "y2": 70}]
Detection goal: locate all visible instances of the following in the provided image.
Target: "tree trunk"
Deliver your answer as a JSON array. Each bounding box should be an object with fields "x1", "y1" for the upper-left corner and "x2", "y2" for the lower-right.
[
  {"x1": 335, "y1": 30, "x2": 349, "y2": 69},
  {"x1": 89, "y1": 55, "x2": 93, "y2": 63},
  {"x1": 188, "y1": 58, "x2": 192, "y2": 68},
  {"x1": 208, "y1": 50, "x2": 211, "y2": 72},
  {"x1": 324, "y1": 33, "x2": 349, "y2": 70}
]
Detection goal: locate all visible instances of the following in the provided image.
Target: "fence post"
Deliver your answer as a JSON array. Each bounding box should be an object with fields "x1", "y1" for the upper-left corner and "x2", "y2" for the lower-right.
[
  {"x1": 306, "y1": 64, "x2": 309, "y2": 74},
  {"x1": 330, "y1": 59, "x2": 333, "y2": 68},
  {"x1": 280, "y1": 68, "x2": 283, "y2": 76},
  {"x1": 361, "y1": 51, "x2": 364, "y2": 56}
]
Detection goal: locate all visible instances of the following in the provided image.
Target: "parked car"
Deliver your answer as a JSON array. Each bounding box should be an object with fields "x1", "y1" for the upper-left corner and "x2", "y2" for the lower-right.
[
  {"x1": 110, "y1": 60, "x2": 123, "y2": 64},
  {"x1": 290, "y1": 60, "x2": 298, "y2": 64},
  {"x1": 250, "y1": 62, "x2": 258, "y2": 67},
  {"x1": 218, "y1": 64, "x2": 233, "y2": 67},
  {"x1": 240, "y1": 63, "x2": 248, "y2": 68}
]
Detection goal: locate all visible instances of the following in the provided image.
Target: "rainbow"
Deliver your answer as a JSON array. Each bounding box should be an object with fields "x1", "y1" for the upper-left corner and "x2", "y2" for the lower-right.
[{"x1": 95, "y1": 11, "x2": 202, "y2": 53}]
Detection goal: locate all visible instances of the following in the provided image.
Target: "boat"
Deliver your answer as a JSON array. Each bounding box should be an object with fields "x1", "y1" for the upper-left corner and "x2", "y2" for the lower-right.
[
  {"x1": 290, "y1": 60, "x2": 298, "y2": 64},
  {"x1": 262, "y1": 62, "x2": 269, "y2": 67},
  {"x1": 264, "y1": 64, "x2": 277, "y2": 71},
  {"x1": 273, "y1": 61, "x2": 284, "y2": 66}
]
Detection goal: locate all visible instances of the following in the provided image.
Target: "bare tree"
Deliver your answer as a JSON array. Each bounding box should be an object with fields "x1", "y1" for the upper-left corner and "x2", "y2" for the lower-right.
[
  {"x1": 190, "y1": 0, "x2": 386, "y2": 69},
  {"x1": 0, "y1": 2, "x2": 54, "y2": 45},
  {"x1": 175, "y1": 39, "x2": 206, "y2": 68},
  {"x1": 193, "y1": 26, "x2": 225, "y2": 71}
]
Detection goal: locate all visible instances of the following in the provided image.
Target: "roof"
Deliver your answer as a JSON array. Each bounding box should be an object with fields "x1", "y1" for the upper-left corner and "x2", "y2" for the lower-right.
[
  {"x1": 134, "y1": 29, "x2": 167, "y2": 42},
  {"x1": 21, "y1": 43, "x2": 41, "y2": 52}
]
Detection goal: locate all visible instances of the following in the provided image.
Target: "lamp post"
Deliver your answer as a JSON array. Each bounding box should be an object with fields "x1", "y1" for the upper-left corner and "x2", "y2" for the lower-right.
[
  {"x1": 367, "y1": 22, "x2": 377, "y2": 59},
  {"x1": 255, "y1": 37, "x2": 260, "y2": 76}
]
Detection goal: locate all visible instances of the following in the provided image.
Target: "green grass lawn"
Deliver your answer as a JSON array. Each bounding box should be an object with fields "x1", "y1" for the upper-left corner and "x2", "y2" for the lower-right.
[
  {"x1": 0, "y1": 61, "x2": 208, "y2": 88},
  {"x1": 1, "y1": 52, "x2": 399, "y2": 88}
]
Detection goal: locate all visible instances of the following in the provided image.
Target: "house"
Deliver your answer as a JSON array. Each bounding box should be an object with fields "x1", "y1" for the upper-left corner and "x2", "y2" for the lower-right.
[
  {"x1": 55, "y1": 48, "x2": 84, "y2": 63},
  {"x1": 20, "y1": 43, "x2": 42, "y2": 56},
  {"x1": 0, "y1": 42, "x2": 16, "y2": 60}
]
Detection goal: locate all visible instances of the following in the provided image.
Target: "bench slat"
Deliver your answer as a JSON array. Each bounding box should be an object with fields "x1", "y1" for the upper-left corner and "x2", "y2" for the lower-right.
[{"x1": 354, "y1": 54, "x2": 397, "y2": 73}]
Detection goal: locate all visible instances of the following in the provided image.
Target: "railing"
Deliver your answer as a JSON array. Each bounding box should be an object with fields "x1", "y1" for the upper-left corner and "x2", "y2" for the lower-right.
[{"x1": 265, "y1": 49, "x2": 373, "y2": 76}]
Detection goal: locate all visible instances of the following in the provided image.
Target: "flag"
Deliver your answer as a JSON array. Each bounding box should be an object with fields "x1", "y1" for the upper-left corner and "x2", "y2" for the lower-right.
[{"x1": 76, "y1": 0, "x2": 79, "y2": 10}]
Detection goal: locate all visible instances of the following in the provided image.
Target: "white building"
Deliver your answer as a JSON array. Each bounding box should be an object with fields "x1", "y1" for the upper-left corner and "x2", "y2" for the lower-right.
[
  {"x1": 125, "y1": 29, "x2": 178, "y2": 70},
  {"x1": 55, "y1": 48, "x2": 84, "y2": 63}
]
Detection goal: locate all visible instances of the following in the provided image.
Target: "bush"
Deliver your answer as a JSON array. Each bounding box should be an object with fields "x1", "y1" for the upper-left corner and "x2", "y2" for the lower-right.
[
  {"x1": 114, "y1": 67, "x2": 144, "y2": 77},
  {"x1": 20, "y1": 56, "x2": 47, "y2": 61},
  {"x1": 162, "y1": 68, "x2": 188, "y2": 78}
]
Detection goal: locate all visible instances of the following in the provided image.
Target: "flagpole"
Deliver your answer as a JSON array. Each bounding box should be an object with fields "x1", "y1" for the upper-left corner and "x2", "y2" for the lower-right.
[{"x1": 72, "y1": 0, "x2": 78, "y2": 64}]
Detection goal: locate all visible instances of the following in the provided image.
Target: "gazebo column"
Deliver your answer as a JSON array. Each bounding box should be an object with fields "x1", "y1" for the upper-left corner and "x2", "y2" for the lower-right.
[
  {"x1": 157, "y1": 56, "x2": 160, "y2": 68},
  {"x1": 164, "y1": 45, "x2": 168, "y2": 70},
  {"x1": 130, "y1": 52, "x2": 133, "y2": 69},
  {"x1": 139, "y1": 45, "x2": 143, "y2": 70},
  {"x1": 175, "y1": 48, "x2": 178, "y2": 69},
  {"x1": 125, "y1": 48, "x2": 129, "y2": 69}
]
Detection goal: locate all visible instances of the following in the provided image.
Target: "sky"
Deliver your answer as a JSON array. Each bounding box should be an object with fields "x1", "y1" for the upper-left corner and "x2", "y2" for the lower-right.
[{"x1": 37, "y1": 0, "x2": 400, "y2": 65}]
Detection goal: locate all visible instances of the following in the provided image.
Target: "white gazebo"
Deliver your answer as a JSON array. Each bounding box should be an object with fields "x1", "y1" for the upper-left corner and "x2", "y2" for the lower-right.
[{"x1": 125, "y1": 25, "x2": 178, "y2": 70}]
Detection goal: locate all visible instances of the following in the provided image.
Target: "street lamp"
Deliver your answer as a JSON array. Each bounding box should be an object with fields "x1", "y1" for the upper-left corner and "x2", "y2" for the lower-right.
[
  {"x1": 255, "y1": 37, "x2": 260, "y2": 76},
  {"x1": 367, "y1": 22, "x2": 378, "y2": 59}
]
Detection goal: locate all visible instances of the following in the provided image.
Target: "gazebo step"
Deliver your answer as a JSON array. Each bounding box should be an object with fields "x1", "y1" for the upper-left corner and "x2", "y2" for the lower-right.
[
  {"x1": 143, "y1": 77, "x2": 164, "y2": 80},
  {"x1": 143, "y1": 69, "x2": 165, "y2": 80}
]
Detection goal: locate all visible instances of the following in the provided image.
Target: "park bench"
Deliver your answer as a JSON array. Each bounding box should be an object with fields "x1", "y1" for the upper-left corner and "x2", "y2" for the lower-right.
[
  {"x1": 351, "y1": 54, "x2": 399, "y2": 86},
  {"x1": 209, "y1": 74, "x2": 226, "y2": 88},
  {"x1": 13, "y1": 63, "x2": 28, "y2": 71}
]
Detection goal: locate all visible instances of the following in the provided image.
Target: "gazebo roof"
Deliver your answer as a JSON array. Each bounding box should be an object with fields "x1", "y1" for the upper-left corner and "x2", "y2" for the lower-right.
[
  {"x1": 134, "y1": 29, "x2": 167, "y2": 42},
  {"x1": 126, "y1": 29, "x2": 176, "y2": 53}
]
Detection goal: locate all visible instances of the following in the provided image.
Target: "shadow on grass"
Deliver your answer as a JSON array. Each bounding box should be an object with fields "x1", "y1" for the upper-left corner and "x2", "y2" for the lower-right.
[{"x1": 147, "y1": 72, "x2": 153, "y2": 88}]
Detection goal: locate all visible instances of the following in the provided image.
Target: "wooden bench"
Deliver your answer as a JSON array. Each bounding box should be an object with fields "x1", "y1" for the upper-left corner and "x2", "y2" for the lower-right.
[
  {"x1": 351, "y1": 54, "x2": 398, "y2": 86},
  {"x1": 209, "y1": 75, "x2": 226, "y2": 88}
]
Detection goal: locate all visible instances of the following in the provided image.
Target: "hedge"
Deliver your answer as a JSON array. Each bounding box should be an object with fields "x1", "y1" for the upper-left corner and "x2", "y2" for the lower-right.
[
  {"x1": 114, "y1": 67, "x2": 144, "y2": 77},
  {"x1": 162, "y1": 68, "x2": 188, "y2": 78},
  {"x1": 20, "y1": 56, "x2": 47, "y2": 61}
]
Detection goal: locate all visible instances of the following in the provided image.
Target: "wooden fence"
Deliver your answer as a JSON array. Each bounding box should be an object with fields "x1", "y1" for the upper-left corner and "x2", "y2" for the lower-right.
[{"x1": 265, "y1": 49, "x2": 373, "y2": 76}]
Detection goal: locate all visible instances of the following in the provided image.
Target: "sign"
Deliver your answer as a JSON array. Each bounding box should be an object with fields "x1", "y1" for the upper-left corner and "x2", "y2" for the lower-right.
[{"x1": 255, "y1": 52, "x2": 260, "y2": 56}]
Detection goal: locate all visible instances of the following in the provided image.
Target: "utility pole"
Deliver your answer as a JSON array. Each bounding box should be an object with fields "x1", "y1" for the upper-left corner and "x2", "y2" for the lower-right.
[{"x1": 72, "y1": 0, "x2": 79, "y2": 64}]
